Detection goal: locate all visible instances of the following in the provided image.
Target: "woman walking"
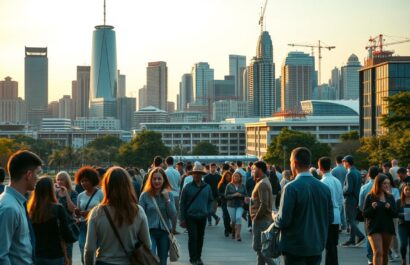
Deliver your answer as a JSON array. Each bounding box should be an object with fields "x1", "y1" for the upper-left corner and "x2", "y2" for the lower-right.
[
  {"x1": 397, "y1": 182, "x2": 410, "y2": 265},
  {"x1": 217, "y1": 171, "x2": 233, "y2": 237},
  {"x1": 363, "y1": 174, "x2": 398, "y2": 265},
  {"x1": 28, "y1": 176, "x2": 77, "y2": 265},
  {"x1": 225, "y1": 172, "x2": 247, "y2": 241},
  {"x1": 74, "y1": 166, "x2": 104, "y2": 264},
  {"x1": 140, "y1": 167, "x2": 177, "y2": 265},
  {"x1": 84, "y1": 166, "x2": 151, "y2": 265}
]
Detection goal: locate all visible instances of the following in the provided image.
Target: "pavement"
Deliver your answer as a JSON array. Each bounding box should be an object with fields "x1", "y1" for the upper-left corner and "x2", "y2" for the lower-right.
[{"x1": 71, "y1": 210, "x2": 395, "y2": 265}]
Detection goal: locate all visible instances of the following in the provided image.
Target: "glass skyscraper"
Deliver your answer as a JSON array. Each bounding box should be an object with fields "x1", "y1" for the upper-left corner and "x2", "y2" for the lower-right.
[
  {"x1": 341, "y1": 54, "x2": 361, "y2": 100},
  {"x1": 192, "y1": 62, "x2": 214, "y2": 105}
]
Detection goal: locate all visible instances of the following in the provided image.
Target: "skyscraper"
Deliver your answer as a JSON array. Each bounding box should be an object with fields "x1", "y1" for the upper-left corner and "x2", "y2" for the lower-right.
[
  {"x1": 341, "y1": 54, "x2": 362, "y2": 100},
  {"x1": 89, "y1": 22, "x2": 117, "y2": 118},
  {"x1": 58, "y1": 95, "x2": 73, "y2": 119},
  {"x1": 0, "y1": 76, "x2": 26, "y2": 123},
  {"x1": 0, "y1": 77, "x2": 18, "y2": 99},
  {"x1": 192, "y1": 62, "x2": 214, "y2": 105},
  {"x1": 329, "y1": 67, "x2": 341, "y2": 99},
  {"x1": 275, "y1": 77, "x2": 281, "y2": 111},
  {"x1": 281, "y1": 51, "x2": 314, "y2": 111},
  {"x1": 247, "y1": 31, "x2": 276, "y2": 117},
  {"x1": 138, "y1": 85, "x2": 147, "y2": 110},
  {"x1": 146, "y1": 61, "x2": 167, "y2": 111},
  {"x1": 117, "y1": 70, "x2": 126, "y2": 98},
  {"x1": 179, "y1": 73, "x2": 193, "y2": 111},
  {"x1": 229, "y1": 55, "x2": 246, "y2": 100},
  {"x1": 72, "y1": 66, "x2": 90, "y2": 118},
  {"x1": 117, "y1": 97, "x2": 136, "y2": 130},
  {"x1": 25, "y1": 47, "x2": 48, "y2": 127}
]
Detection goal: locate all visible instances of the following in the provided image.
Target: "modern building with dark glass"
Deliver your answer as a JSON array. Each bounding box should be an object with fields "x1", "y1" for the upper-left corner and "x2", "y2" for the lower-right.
[
  {"x1": 89, "y1": 25, "x2": 117, "y2": 118},
  {"x1": 359, "y1": 56, "x2": 410, "y2": 137}
]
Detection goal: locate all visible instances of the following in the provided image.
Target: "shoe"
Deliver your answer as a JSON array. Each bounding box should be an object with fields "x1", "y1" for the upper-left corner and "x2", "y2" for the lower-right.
[
  {"x1": 367, "y1": 261, "x2": 373, "y2": 265},
  {"x1": 237, "y1": 238, "x2": 242, "y2": 242},
  {"x1": 208, "y1": 222, "x2": 212, "y2": 227},
  {"x1": 389, "y1": 252, "x2": 394, "y2": 262},
  {"x1": 248, "y1": 227, "x2": 252, "y2": 232},
  {"x1": 341, "y1": 240, "x2": 355, "y2": 247},
  {"x1": 197, "y1": 258, "x2": 204, "y2": 265},
  {"x1": 172, "y1": 230, "x2": 181, "y2": 235},
  {"x1": 355, "y1": 236, "x2": 365, "y2": 246},
  {"x1": 224, "y1": 231, "x2": 229, "y2": 237},
  {"x1": 215, "y1": 217, "x2": 221, "y2": 226}
]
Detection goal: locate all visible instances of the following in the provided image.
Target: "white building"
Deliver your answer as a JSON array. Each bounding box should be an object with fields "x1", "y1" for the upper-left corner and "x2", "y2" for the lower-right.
[
  {"x1": 74, "y1": 117, "x2": 120, "y2": 130},
  {"x1": 169, "y1": 111, "x2": 203, "y2": 123},
  {"x1": 132, "y1": 106, "x2": 169, "y2": 129},
  {"x1": 58, "y1": 95, "x2": 73, "y2": 119},
  {"x1": 41, "y1": 118, "x2": 72, "y2": 131},
  {"x1": 341, "y1": 54, "x2": 362, "y2": 100},
  {"x1": 0, "y1": 99, "x2": 26, "y2": 124},
  {"x1": 212, "y1": 100, "x2": 247, "y2": 122}
]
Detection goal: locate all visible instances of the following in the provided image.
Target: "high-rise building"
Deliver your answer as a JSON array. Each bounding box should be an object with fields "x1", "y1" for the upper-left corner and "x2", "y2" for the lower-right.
[
  {"x1": 89, "y1": 23, "x2": 117, "y2": 118},
  {"x1": 132, "y1": 106, "x2": 169, "y2": 129},
  {"x1": 212, "y1": 100, "x2": 247, "y2": 121},
  {"x1": 329, "y1": 67, "x2": 341, "y2": 99},
  {"x1": 117, "y1": 97, "x2": 136, "y2": 131},
  {"x1": 179, "y1": 73, "x2": 193, "y2": 111},
  {"x1": 117, "y1": 70, "x2": 126, "y2": 98},
  {"x1": 314, "y1": 84, "x2": 337, "y2": 100},
  {"x1": 275, "y1": 77, "x2": 281, "y2": 112},
  {"x1": 359, "y1": 56, "x2": 410, "y2": 137},
  {"x1": 0, "y1": 99, "x2": 26, "y2": 123},
  {"x1": 247, "y1": 31, "x2": 276, "y2": 117},
  {"x1": 138, "y1": 85, "x2": 147, "y2": 110},
  {"x1": 208, "y1": 75, "x2": 236, "y2": 101},
  {"x1": 48, "y1": 101, "x2": 59, "y2": 118},
  {"x1": 73, "y1": 66, "x2": 91, "y2": 118},
  {"x1": 281, "y1": 51, "x2": 314, "y2": 111},
  {"x1": 25, "y1": 47, "x2": 48, "y2": 127},
  {"x1": 229, "y1": 55, "x2": 247, "y2": 100},
  {"x1": 192, "y1": 62, "x2": 214, "y2": 105},
  {"x1": 341, "y1": 54, "x2": 362, "y2": 100},
  {"x1": 0, "y1": 76, "x2": 18, "y2": 99},
  {"x1": 167, "y1": 101, "x2": 175, "y2": 113},
  {"x1": 146, "y1": 61, "x2": 167, "y2": 110},
  {"x1": 59, "y1": 95, "x2": 73, "y2": 119}
]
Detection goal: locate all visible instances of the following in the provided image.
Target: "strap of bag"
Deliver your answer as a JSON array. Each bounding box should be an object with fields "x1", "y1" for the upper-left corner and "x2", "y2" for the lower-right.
[
  {"x1": 102, "y1": 206, "x2": 129, "y2": 257},
  {"x1": 151, "y1": 195, "x2": 172, "y2": 235},
  {"x1": 84, "y1": 189, "x2": 99, "y2": 210},
  {"x1": 185, "y1": 184, "x2": 207, "y2": 212}
]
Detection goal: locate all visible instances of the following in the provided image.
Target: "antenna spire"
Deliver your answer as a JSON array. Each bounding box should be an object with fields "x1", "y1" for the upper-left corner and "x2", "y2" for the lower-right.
[{"x1": 103, "y1": 0, "x2": 106, "y2": 25}]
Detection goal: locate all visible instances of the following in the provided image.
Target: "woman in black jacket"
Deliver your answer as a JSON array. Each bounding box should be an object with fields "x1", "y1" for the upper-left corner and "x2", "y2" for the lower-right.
[
  {"x1": 217, "y1": 171, "x2": 232, "y2": 237},
  {"x1": 397, "y1": 182, "x2": 410, "y2": 265},
  {"x1": 28, "y1": 176, "x2": 77, "y2": 265},
  {"x1": 363, "y1": 174, "x2": 398, "y2": 265}
]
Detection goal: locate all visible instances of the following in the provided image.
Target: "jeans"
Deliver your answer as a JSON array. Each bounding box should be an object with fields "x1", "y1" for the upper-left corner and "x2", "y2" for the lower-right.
[
  {"x1": 78, "y1": 221, "x2": 87, "y2": 264},
  {"x1": 340, "y1": 205, "x2": 346, "y2": 229},
  {"x1": 227, "y1": 206, "x2": 244, "y2": 224},
  {"x1": 37, "y1": 257, "x2": 64, "y2": 265},
  {"x1": 325, "y1": 224, "x2": 339, "y2": 265},
  {"x1": 252, "y1": 219, "x2": 276, "y2": 265},
  {"x1": 398, "y1": 223, "x2": 410, "y2": 261},
  {"x1": 345, "y1": 203, "x2": 364, "y2": 242},
  {"x1": 150, "y1": 228, "x2": 170, "y2": 265},
  {"x1": 207, "y1": 200, "x2": 219, "y2": 224},
  {"x1": 283, "y1": 252, "x2": 322, "y2": 265},
  {"x1": 187, "y1": 216, "x2": 206, "y2": 263},
  {"x1": 221, "y1": 202, "x2": 232, "y2": 234}
]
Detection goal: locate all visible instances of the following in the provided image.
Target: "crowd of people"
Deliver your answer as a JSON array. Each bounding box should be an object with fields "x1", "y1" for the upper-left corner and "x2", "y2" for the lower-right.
[{"x1": 1, "y1": 149, "x2": 410, "y2": 265}]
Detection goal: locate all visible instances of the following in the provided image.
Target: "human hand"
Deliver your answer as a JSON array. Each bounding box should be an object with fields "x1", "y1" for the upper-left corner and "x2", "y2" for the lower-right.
[
  {"x1": 385, "y1": 202, "x2": 391, "y2": 209},
  {"x1": 60, "y1": 186, "x2": 68, "y2": 196},
  {"x1": 161, "y1": 190, "x2": 170, "y2": 201},
  {"x1": 371, "y1": 202, "x2": 378, "y2": 209}
]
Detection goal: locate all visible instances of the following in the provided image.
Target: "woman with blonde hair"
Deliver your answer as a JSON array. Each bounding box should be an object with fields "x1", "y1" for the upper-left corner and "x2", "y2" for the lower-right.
[
  {"x1": 217, "y1": 171, "x2": 233, "y2": 237},
  {"x1": 84, "y1": 166, "x2": 151, "y2": 265},
  {"x1": 225, "y1": 172, "x2": 247, "y2": 241},
  {"x1": 139, "y1": 167, "x2": 176, "y2": 265}
]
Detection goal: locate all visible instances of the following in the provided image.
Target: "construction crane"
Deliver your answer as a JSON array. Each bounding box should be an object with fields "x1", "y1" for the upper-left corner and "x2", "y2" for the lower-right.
[
  {"x1": 365, "y1": 34, "x2": 410, "y2": 58},
  {"x1": 258, "y1": 0, "x2": 268, "y2": 32},
  {"x1": 288, "y1": 41, "x2": 335, "y2": 85}
]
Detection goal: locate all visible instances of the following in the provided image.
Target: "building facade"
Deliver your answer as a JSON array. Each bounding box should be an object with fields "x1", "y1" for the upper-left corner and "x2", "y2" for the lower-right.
[
  {"x1": 229, "y1": 55, "x2": 247, "y2": 100},
  {"x1": 341, "y1": 54, "x2": 362, "y2": 100},
  {"x1": 146, "y1": 61, "x2": 167, "y2": 111},
  {"x1": 212, "y1": 100, "x2": 247, "y2": 122},
  {"x1": 0, "y1": 76, "x2": 18, "y2": 99},
  {"x1": 178, "y1": 73, "x2": 193, "y2": 111},
  {"x1": 0, "y1": 99, "x2": 26, "y2": 124},
  {"x1": 192, "y1": 62, "x2": 214, "y2": 105},
  {"x1": 330, "y1": 67, "x2": 341, "y2": 99},
  {"x1": 117, "y1": 70, "x2": 126, "y2": 98},
  {"x1": 132, "y1": 106, "x2": 169, "y2": 129},
  {"x1": 74, "y1": 117, "x2": 120, "y2": 130},
  {"x1": 59, "y1": 95, "x2": 73, "y2": 119},
  {"x1": 117, "y1": 97, "x2": 136, "y2": 131},
  {"x1": 41, "y1": 118, "x2": 72, "y2": 131},
  {"x1": 73, "y1": 66, "x2": 91, "y2": 119}
]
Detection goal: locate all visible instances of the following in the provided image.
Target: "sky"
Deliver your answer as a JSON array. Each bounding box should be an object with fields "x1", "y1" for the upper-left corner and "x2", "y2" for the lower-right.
[{"x1": 0, "y1": 0, "x2": 409, "y2": 103}]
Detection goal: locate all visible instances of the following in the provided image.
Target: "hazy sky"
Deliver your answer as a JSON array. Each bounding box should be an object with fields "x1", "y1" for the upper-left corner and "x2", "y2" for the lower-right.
[{"x1": 1, "y1": 0, "x2": 409, "y2": 103}]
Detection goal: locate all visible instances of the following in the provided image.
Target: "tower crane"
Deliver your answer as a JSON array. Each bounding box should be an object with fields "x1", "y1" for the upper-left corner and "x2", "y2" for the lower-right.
[
  {"x1": 288, "y1": 41, "x2": 335, "y2": 85},
  {"x1": 258, "y1": 0, "x2": 268, "y2": 32},
  {"x1": 365, "y1": 34, "x2": 410, "y2": 58}
]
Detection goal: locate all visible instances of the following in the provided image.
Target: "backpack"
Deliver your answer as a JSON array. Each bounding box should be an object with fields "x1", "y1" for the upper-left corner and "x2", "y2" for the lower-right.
[{"x1": 261, "y1": 222, "x2": 281, "y2": 259}]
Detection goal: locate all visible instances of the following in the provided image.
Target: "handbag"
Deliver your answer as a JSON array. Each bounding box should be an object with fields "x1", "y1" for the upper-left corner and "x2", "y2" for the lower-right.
[
  {"x1": 102, "y1": 206, "x2": 160, "y2": 265},
  {"x1": 151, "y1": 195, "x2": 181, "y2": 262},
  {"x1": 356, "y1": 207, "x2": 365, "y2": 222},
  {"x1": 261, "y1": 222, "x2": 281, "y2": 259}
]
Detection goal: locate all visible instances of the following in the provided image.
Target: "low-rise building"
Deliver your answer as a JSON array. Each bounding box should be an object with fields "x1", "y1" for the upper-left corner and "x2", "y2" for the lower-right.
[
  {"x1": 132, "y1": 106, "x2": 169, "y2": 129},
  {"x1": 74, "y1": 117, "x2": 120, "y2": 130}
]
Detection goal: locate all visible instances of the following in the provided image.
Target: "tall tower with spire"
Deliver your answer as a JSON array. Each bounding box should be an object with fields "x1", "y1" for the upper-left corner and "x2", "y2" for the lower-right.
[{"x1": 89, "y1": 0, "x2": 118, "y2": 118}]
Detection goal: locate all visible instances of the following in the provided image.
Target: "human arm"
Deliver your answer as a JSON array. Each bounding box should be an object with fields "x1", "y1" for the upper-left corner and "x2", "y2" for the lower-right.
[
  {"x1": 254, "y1": 182, "x2": 273, "y2": 221},
  {"x1": 358, "y1": 186, "x2": 366, "y2": 210},
  {"x1": 0, "y1": 206, "x2": 18, "y2": 265},
  {"x1": 84, "y1": 207, "x2": 98, "y2": 265},
  {"x1": 343, "y1": 172, "x2": 353, "y2": 196},
  {"x1": 274, "y1": 184, "x2": 295, "y2": 228},
  {"x1": 363, "y1": 195, "x2": 377, "y2": 218},
  {"x1": 179, "y1": 186, "x2": 187, "y2": 222},
  {"x1": 57, "y1": 205, "x2": 77, "y2": 244},
  {"x1": 385, "y1": 195, "x2": 398, "y2": 218},
  {"x1": 137, "y1": 207, "x2": 152, "y2": 248},
  {"x1": 164, "y1": 192, "x2": 177, "y2": 222}
]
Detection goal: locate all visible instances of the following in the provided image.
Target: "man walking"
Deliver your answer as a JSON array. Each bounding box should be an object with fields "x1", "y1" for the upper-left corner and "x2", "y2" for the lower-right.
[
  {"x1": 342, "y1": 155, "x2": 365, "y2": 246},
  {"x1": 331, "y1": 155, "x2": 348, "y2": 231},
  {"x1": 319, "y1": 157, "x2": 343, "y2": 265},
  {"x1": 274, "y1": 147, "x2": 333, "y2": 265},
  {"x1": 165, "y1": 156, "x2": 182, "y2": 234},
  {"x1": 0, "y1": 150, "x2": 43, "y2": 264},
  {"x1": 204, "y1": 163, "x2": 221, "y2": 226},
  {"x1": 250, "y1": 161, "x2": 275, "y2": 265}
]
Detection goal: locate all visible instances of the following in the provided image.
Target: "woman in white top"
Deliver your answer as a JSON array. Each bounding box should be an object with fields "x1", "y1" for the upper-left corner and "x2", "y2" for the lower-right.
[{"x1": 84, "y1": 167, "x2": 151, "y2": 265}]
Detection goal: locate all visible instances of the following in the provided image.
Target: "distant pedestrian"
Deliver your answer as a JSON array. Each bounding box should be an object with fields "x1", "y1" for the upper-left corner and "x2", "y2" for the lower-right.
[
  {"x1": 331, "y1": 155, "x2": 348, "y2": 231},
  {"x1": 165, "y1": 156, "x2": 182, "y2": 234},
  {"x1": 236, "y1": 161, "x2": 247, "y2": 185},
  {"x1": 225, "y1": 172, "x2": 246, "y2": 241},
  {"x1": 204, "y1": 163, "x2": 221, "y2": 226},
  {"x1": 397, "y1": 181, "x2": 410, "y2": 265},
  {"x1": 217, "y1": 171, "x2": 233, "y2": 237},
  {"x1": 0, "y1": 150, "x2": 43, "y2": 264}
]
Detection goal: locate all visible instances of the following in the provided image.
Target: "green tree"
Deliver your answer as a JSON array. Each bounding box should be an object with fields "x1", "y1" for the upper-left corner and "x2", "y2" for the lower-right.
[
  {"x1": 117, "y1": 130, "x2": 170, "y2": 168},
  {"x1": 264, "y1": 128, "x2": 331, "y2": 169},
  {"x1": 13, "y1": 135, "x2": 59, "y2": 160},
  {"x1": 382, "y1": 91, "x2": 410, "y2": 132},
  {"x1": 84, "y1": 135, "x2": 124, "y2": 165},
  {"x1": 170, "y1": 145, "x2": 190, "y2": 156},
  {"x1": 192, "y1": 142, "x2": 219, "y2": 156},
  {"x1": 0, "y1": 138, "x2": 20, "y2": 168},
  {"x1": 332, "y1": 131, "x2": 368, "y2": 169},
  {"x1": 340, "y1": 130, "x2": 359, "y2": 141}
]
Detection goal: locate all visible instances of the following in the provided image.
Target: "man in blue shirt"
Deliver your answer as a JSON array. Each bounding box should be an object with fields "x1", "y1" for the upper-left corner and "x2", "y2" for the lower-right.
[
  {"x1": 274, "y1": 147, "x2": 333, "y2": 265},
  {"x1": 331, "y1": 155, "x2": 348, "y2": 230},
  {"x1": 0, "y1": 150, "x2": 43, "y2": 265}
]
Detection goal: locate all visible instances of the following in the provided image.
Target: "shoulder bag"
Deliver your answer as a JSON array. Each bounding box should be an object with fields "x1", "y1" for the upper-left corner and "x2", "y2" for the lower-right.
[
  {"x1": 151, "y1": 195, "x2": 181, "y2": 262},
  {"x1": 261, "y1": 221, "x2": 281, "y2": 259},
  {"x1": 102, "y1": 206, "x2": 160, "y2": 265}
]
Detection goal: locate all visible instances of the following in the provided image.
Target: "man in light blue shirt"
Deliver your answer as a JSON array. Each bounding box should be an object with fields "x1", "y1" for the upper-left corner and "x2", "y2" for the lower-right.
[
  {"x1": 319, "y1": 157, "x2": 343, "y2": 265},
  {"x1": 331, "y1": 155, "x2": 348, "y2": 230},
  {"x1": 0, "y1": 150, "x2": 43, "y2": 265},
  {"x1": 165, "y1": 156, "x2": 182, "y2": 234}
]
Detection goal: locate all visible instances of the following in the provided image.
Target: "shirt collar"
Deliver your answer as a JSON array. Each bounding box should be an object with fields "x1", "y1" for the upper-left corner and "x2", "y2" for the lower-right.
[
  {"x1": 322, "y1": 172, "x2": 334, "y2": 179},
  {"x1": 295, "y1": 171, "x2": 313, "y2": 180},
  {"x1": 4, "y1": 186, "x2": 27, "y2": 205}
]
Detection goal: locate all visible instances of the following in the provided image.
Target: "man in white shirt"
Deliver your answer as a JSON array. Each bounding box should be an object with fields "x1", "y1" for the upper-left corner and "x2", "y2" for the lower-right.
[
  {"x1": 165, "y1": 156, "x2": 182, "y2": 234},
  {"x1": 319, "y1": 157, "x2": 343, "y2": 265}
]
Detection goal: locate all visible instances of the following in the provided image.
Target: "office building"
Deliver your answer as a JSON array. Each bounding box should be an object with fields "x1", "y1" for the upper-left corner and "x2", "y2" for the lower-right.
[
  {"x1": 132, "y1": 106, "x2": 169, "y2": 129},
  {"x1": 359, "y1": 56, "x2": 410, "y2": 137},
  {"x1": 25, "y1": 47, "x2": 48, "y2": 127},
  {"x1": 314, "y1": 84, "x2": 337, "y2": 100},
  {"x1": 212, "y1": 100, "x2": 247, "y2": 121},
  {"x1": 0, "y1": 99, "x2": 26, "y2": 124},
  {"x1": 0, "y1": 76, "x2": 18, "y2": 99},
  {"x1": 275, "y1": 77, "x2": 281, "y2": 112},
  {"x1": 74, "y1": 117, "x2": 120, "y2": 130},
  {"x1": 247, "y1": 31, "x2": 276, "y2": 117},
  {"x1": 179, "y1": 73, "x2": 193, "y2": 111},
  {"x1": 169, "y1": 111, "x2": 204, "y2": 123},
  {"x1": 138, "y1": 85, "x2": 147, "y2": 110},
  {"x1": 329, "y1": 67, "x2": 341, "y2": 99},
  {"x1": 229, "y1": 55, "x2": 247, "y2": 100},
  {"x1": 72, "y1": 66, "x2": 91, "y2": 119},
  {"x1": 117, "y1": 70, "x2": 126, "y2": 98},
  {"x1": 48, "y1": 101, "x2": 59, "y2": 118},
  {"x1": 167, "y1": 101, "x2": 175, "y2": 113},
  {"x1": 146, "y1": 61, "x2": 167, "y2": 110},
  {"x1": 281, "y1": 51, "x2": 314, "y2": 111},
  {"x1": 41, "y1": 118, "x2": 72, "y2": 131},
  {"x1": 192, "y1": 62, "x2": 214, "y2": 105},
  {"x1": 341, "y1": 54, "x2": 362, "y2": 100},
  {"x1": 58, "y1": 95, "x2": 73, "y2": 119},
  {"x1": 208, "y1": 75, "x2": 236, "y2": 102},
  {"x1": 117, "y1": 97, "x2": 136, "y2": 130}
]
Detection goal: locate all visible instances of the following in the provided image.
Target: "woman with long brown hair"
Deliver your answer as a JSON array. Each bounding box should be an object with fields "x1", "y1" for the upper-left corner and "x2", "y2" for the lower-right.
[
  {"x1": 363, "y1": 174, "x2": 398, "y2": 265},
  {"x1": 225, "y1": 172, "x2": 247, "y2": 241},
  {"x1": 217, "y1": 171, "x2": 233, "y2": 237},
  {"x1": 139, "y1": 167, "x2": 176, "y2": 265},
  {"x1": 28, "y1": 176, "x2": 77, "y2": 265},
  {"x1": 397, "y1": 182, "x2": 410, "y2": 265},
  {"x1": 84, "y1": 166, "x2": 151, "y2": 265}
]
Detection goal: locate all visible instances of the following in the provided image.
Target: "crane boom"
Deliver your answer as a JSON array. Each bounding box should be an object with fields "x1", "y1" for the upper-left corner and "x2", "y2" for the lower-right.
[{"x1": 258, "y1": 0, "x2": 268, "y2": 32}]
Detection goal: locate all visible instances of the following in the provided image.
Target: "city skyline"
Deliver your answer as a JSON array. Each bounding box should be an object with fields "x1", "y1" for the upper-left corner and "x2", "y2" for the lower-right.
[{"x1": 0, "y1": 0, "x2": 409, "y2": 103}]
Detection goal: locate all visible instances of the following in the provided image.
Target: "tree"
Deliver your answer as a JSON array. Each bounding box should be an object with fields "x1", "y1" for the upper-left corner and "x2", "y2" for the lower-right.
[
  {"x1": 0, "y1": 138, "x2": 20, "y2": 168},
  {"x1": 192, "y1": 142, "x2": 219, "y2": 156},
  {"x1": 170, "y1": 145, "x2": 190, "y2": 156},
  {"x1": 382, "y1": 91, "x2": 410, "y2": 132},
  {"x1": 340, "y1": 130, "x2": 359, "y2": 141},
  {"x1": 264, "y1": 128, "x2": 331, "y2": 169},
  {"x1": 117, "y1": 130, "x2": 170, "y2": 168},
  {"x1": 332, "y1": 131, "x2": 368, "y2": 169},
  {"x1": 84, "y1": 135, "x2": 124, "y2": 165}
]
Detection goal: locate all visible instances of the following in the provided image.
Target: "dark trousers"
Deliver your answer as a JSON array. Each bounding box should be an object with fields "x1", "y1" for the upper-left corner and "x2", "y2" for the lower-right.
[
  {"x1": 221, "y1": 202, "x2": 232, "y2": 234},
  {"x1": 345, "y1": 203, "x2": 364, "y2": 242},
  {"x1": 283, "y1": 252, "x2": 322, "y2": 265},
  {"x1": 398, "y1": 223, "x2": 410, "y2": 261},
  {"x1": 325, "y1": 224, "x2": 339, "y2": 265},
  {"x1": 187, "y1": 216, "x2": 206, "y2": 263}
]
